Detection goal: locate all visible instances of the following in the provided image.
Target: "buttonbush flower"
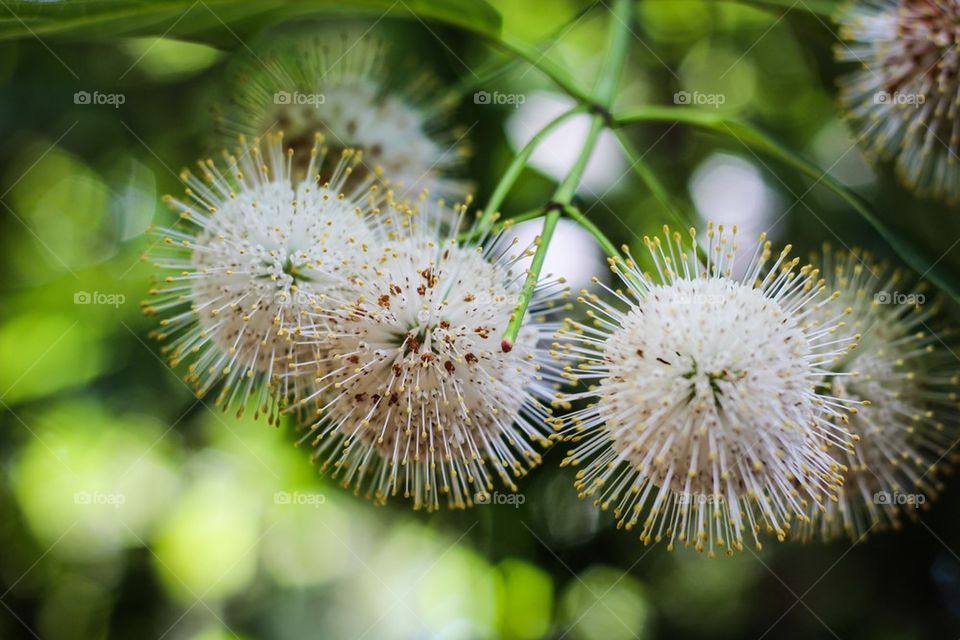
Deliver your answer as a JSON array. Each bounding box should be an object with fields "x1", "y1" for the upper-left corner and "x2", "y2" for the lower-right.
[
  {"x1": 556, "y1": 224, "x2": 861, "y2": 556},
  {"x1": 145, "y1": 133, "x2": 383, "y2": 422},
  {"x1": 797, "y1": 247, "x2": 959, "y2": 541},
  {"x1": 222, "y1": 29, "x2": 470, "y2": 202},
  {"x1": 837, "y1": 0, "x2": 960, "y2": 202},
  {"x1": 294, "y1": 201, "x2": 567, "y2": 511}
]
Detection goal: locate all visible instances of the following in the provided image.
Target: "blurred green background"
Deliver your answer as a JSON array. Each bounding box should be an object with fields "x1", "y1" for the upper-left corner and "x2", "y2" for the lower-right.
[{"x1": 1, "y1": 1, "x2": 959, "y2": 638}]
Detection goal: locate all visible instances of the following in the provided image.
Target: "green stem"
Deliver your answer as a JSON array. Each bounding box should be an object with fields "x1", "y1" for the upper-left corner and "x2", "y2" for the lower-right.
[
  {"x1": 564, "y1": 204, "x2": 621, "y2": 260},
  {"x1": 612, "y1": 105, "x2": 960, "y2": 301},
  {"x1": 443, "y1": 3, "x2": 600, "y2": 108},
  {"x1": 612, "y1": 129, "x2": 690, "y2": 229},
  {"x1": 722, "y1": 0, "x2": 835, "y2": 17},
  {"x1": 499, "y1": 208, "x2": 562, "y2": 353},
  {"x1": 476, "y1": 106, "x2": 584, "y2": 235},
  {"x1": 501, "y1": 0, "x2": 633, "y2": 351},
  {"x1": 492, "y1": 35, "x2": 593, "y2": 104},
  {"x1": 442, "y1": 55, "x2": 522, "y2": 110},
  {"x1": 590, "y1": 1, "x2": 632, "y2": 110},
  {"x1": 553, "y1": 117, "x2": 604, "y2": 205}
]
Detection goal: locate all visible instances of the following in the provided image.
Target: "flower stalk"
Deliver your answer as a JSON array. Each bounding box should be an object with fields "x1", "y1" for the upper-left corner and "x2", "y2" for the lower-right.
[
  {"x1": 500, "y1": 0, "x2": 633, "y2": 351},
  {"x1": 612, "y1": 105, "x2": 960, "y2": 301},
  {"x1": 475, "y1": 106, "x2": 584, "y2": 237}
]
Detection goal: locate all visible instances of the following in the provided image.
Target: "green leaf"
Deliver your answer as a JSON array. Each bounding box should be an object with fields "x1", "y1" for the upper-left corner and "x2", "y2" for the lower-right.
[
  {"x1": 0, "y1": 0, "x2": 501, "y2": 43},
  {"x1": 613, "y1": 106, "x2": 960, "y2": 301}
]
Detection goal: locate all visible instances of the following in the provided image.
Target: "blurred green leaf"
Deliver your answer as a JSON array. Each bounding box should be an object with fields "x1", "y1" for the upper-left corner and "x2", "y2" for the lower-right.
[
  {"x1": 5, "y1": 142, "x2": 118, "y2": 277},
  {"x1": 152, "y1": 465, "x2": 260, "y2": 600},
  {"x1": 0, "y1": 0, "x2": 502, "y2": 43},
  {"x1": 120, "y1": 36, "x2": 222, "y2": 79},
  {"x1": 498, "y1": 559, "x2": 553, "y2": 640},
  {"x1": 0, "y1": 313, "x2": 107, "y2": 404},
  {"x1": 11, "y1": 402, "x2": 179, "y2": 561},
  {"x1": 560, "y1": 566, "x2": 650, "y2": 640}
]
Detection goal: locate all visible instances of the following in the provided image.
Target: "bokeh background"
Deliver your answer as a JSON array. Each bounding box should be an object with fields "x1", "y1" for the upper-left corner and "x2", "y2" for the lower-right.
[{"x1": 1, "y1": 1, "x2": 959, "y2": 639}]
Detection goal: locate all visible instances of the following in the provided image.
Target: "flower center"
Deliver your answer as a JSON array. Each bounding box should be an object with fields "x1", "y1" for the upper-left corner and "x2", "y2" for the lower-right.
[
  {"x1": 279, "y1": 255, "x2": 315, "y2": 285},
  {"x1": 679, "y1": 357, "x2": 748, "y2": 406}
]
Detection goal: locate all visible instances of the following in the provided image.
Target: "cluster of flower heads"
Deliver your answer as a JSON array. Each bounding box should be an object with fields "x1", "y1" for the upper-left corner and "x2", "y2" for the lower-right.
[
  {"x1": 219, "y1": 26, "x2": 470, "y2": 202},
  {"x1": 837, "y1": 0, "x2": 960, "y2": 203},
  {"x1": 142, "y1": 20, "x2": 960, "y2": 553},
  {"x1": 553, "y1": 225, "x2": 958, "y2": 555},
  {"x1": 147, "y1": 134, "x2": 568, "y2": 510},
  {"x1": 146, "y1": 137, "x2": 959, "y2": 546}
]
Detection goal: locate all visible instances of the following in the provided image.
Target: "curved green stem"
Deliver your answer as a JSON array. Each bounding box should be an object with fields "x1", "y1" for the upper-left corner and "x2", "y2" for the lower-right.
[
  {"x1": 475, "y1": 106, "x2": 584, "y2": 235},
  {"x1": 491, "y1": 35, "x2": 593, "y2": 104},
  {"x1": 553, "y1": 116, "x2": 605, "y2": 205},
  {"x1": 499, "y1": 207, "x2": 562, "y2": 353},
  {"x1": 563, "y1": 204, "x2": 621, "y2": 260},
  {"x1": 501, "y1": 0, "x2": 633, "y2": 350},
  {"x1": 445, "y1": 3, "x2": 600, "y2": 106},
  {"x1": 612, "y1": 129, "x2": 690, "y2": 229},
  {"x1": 613, "y1": 105, "x2": 960, "y2": 301},
  {"x1": 442, "y1": 55, "x2": 522, "y2": 110},
  {"x1": 722, "y1": 0, "x2": 835, "y2": 17}
]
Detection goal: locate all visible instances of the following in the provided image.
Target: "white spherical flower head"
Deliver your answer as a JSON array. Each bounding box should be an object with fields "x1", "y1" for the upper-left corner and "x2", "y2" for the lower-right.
[
  {"x1": 223, "y1": 29, "x2": 470, "y2": 202},
  {"x1": 837, "y1": 0, "x2": 960, "y2": 202},
  {"x1": 145, "y1": 133, "x2": 384, "y2": 421},
  {"x1": 557, "y1": 224, "x2": 861, "y2": 556},
  {"x1": 296, "y1": 203, "x2": 567, "y2": 511},
  {"x1": 797, "y1": 247, "x2": 960, "y2": 542}
]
